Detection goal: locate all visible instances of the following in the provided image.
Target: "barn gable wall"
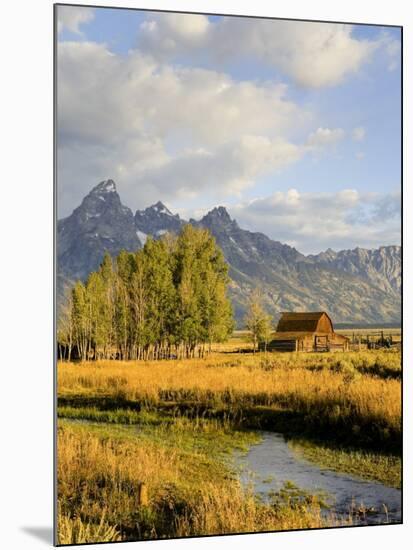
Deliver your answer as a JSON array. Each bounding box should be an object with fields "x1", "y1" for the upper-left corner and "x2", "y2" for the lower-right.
[{"x1": 315, "y1": 313, "x2": 333, "y2": 333}]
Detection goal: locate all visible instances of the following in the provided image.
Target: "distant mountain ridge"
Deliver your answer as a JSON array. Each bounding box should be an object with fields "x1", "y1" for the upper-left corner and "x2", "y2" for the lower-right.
[
  {"x1": 308, "y1": 246, "x2": 401, "y2": 294},
  {"x1": 57, "y1": 180, "x2": 401, "y2": 325}
]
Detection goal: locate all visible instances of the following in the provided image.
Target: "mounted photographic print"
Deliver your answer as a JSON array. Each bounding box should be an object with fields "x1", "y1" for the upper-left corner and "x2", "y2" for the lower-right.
[{"x1": 54, "y1": 3, "x2": 402, "y2": 545}]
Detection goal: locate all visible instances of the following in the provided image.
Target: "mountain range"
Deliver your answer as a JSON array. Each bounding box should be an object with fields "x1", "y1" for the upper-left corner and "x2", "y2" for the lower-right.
[{"x1": 57, "y1": 180, "x2": 401, "y2": 325}]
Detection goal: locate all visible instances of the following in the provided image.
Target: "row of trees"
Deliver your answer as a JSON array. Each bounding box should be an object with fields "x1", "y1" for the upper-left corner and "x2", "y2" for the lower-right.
[{"x1": 58, "y1": 225, "x2": 234, "y2": 361}]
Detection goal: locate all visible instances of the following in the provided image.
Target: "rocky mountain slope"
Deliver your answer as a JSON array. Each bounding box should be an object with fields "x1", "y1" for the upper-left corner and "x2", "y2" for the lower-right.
[
  {"x1": 57, "y1": 180, "x2": 401, "y2": 325},
  {"x1": 192, "y1": 207, "x2": 400, "y2": 324},
  {"x1": 308, "y1": 246, "x2": 401, "y2": 294},
  {"x1": 57, "y1": 180, "x2": 141, "y2": 282}
]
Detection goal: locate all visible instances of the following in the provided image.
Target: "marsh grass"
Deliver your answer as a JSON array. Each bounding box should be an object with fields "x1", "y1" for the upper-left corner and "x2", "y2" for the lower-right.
[
  {"x1": 57, "y1": 511, "x2": 122, "y2": 545},
  {"x1": 57, "y1": 406, "x2": 160, "y2": 426},
  {"x1": 269, "y1": 480, "x2": 331, "y2": 511},
  {"x1": 58, "y1": 351, "x2": 401, "y2": 450},
  {"x1": 57, "y1": 420, "x2": 344, "y2": 544},
  {"x1": 288, "y1": 439, "x2": 401, "y2": 489}
]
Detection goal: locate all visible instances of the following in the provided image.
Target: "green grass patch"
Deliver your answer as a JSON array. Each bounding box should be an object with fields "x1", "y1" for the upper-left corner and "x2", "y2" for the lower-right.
[
  {"x1": 58, "y1": 405, "x2": 163, "y2": 426},
  {"x1": 288, "y1": 438, "x2": 401, "y2": 489},
  {"x1": 57, "y1": 407, "x2": 261, "y2": 463}
]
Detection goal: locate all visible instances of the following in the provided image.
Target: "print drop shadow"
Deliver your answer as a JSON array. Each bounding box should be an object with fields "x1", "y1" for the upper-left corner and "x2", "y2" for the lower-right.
[{"x1": 21, "y1": 526, "x2": 53, "y2": 545}]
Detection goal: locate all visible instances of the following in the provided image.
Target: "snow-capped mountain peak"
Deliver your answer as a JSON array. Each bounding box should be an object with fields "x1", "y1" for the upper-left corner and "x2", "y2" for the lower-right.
[
  {"x1": 135, "y1": 201, "x2": 184, "y2": 235},
  {"x1": 151, "y1": 201, "x2": 173, "y2": 216},
  {"x1": 90, "y1": 179, "x2": 117, "y2": 195}
]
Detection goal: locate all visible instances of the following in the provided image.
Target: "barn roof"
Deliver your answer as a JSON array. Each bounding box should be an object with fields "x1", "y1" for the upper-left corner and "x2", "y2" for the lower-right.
[{"x1": 277, "y1": 311, "x2": 333, "y2": 333}]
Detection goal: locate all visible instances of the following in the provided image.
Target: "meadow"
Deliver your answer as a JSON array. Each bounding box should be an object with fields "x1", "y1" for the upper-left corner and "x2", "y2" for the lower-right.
[{"x1": 57, "y1": 347, "x2": 401, "y2": 544}]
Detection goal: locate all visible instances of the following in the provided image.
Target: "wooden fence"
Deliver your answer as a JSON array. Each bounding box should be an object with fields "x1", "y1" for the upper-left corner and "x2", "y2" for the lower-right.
[{"x1": 341, "y1": 331, "x2": 402, "y2": 351}]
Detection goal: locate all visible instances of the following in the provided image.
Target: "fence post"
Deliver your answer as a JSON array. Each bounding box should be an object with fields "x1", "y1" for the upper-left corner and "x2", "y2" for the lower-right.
[{"x1": 138, "y1": 482, "x2": 149, "y2": 506}]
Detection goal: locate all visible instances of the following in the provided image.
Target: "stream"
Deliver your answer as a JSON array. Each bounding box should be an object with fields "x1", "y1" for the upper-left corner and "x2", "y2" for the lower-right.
[{"x1": 236, "y1": 431, "x2": 401, "y2": 525}]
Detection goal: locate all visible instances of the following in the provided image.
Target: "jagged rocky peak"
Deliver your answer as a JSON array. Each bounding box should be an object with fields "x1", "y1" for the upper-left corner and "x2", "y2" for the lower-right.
[
  {"x1": 135, "y1": 200, "x2": 184, "y2": 235},
  {"x1": 151, "y1": 201, "x2": 174, "y2": 216},
  {"x1": 352, "y1": 246, "x2": 370, "y2": 258},
  {"x1": 309, "y1": 247, "x2": 337, "y2": 262},
  {"x1": 136, "y1": 200, "x2": 179, "y2": 218},
  {"x1": 76, "y1": 178, "x2": 124, "y2": 217},
  {"x1": 324, "y1": 247, "x2": 337, "y2": 257},
  {"x1": 200, "y1": 206, "x2": 237, "y2": 227},
  {"x1": 90, "y1": 179, "x2": 117, "y2": 195},
  {"x1": 57, "y1": 179, "x2": 140, "y2": 283}
]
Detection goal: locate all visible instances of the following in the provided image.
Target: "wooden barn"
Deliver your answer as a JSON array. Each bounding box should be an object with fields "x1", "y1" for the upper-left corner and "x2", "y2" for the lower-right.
[{"x1": 264, "y1": 312, "x2": 349, "y2": 352}]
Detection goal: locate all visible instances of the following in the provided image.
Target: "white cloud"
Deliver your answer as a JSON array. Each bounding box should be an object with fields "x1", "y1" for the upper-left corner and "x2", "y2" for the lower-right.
[
  {"x1": 380, "y1": 31, "x2": 402, "y2": 71},
  {"x1": 55, "y1": 12, "x2": 400, "y2": 255},
  {"x1": 140, "y1": 13, "x2": 210, "y2": 54},
  {"x1": 306, "y1": 127, "x2": 345, "y2": 148},
  {"x1": 139, "y1": 15, "x2": 379, "y2": 88},
  {"x1": 57, "y1": 41, "x2": 313, "y2": 216},
  {"x1": 227, "y1": 189, "x2": 400, "y2": 253},
  {"x1": 352, "y1": 126, "x2": 366, "y2": 141},
  {"x1": 139, "y1": 136, "x2": 302, "y2": 200},
  {"x1": 57, "y1": 5, "x2": 95, "y2": 35}
]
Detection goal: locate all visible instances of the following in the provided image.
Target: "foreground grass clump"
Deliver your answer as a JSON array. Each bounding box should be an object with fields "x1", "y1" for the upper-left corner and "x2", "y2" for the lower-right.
[
  {"x1": 57, "y1": 512, "x2": 121, "y2": 545},
  {"x1": 57, "y1": 421, "x2": 342, "y2": 544},
  {"x1": 58, "y1": 350, "x2": 401, "y2": 450},
  {"x1": 288, "y1": 439, "x2": 401, "y2": 489}
]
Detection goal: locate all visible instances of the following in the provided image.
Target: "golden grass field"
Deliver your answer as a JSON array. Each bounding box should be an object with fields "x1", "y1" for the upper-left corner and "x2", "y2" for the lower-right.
[
  {"x1": 57, "y1": 346, "x2": 401, "y2": 544},
  {"x1": 58, "y1": 351, "x2": 401, "y2": 438}
]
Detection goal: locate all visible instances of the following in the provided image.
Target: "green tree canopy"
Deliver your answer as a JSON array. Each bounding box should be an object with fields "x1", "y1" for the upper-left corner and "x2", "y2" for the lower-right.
[{"x1": 58, "y1": 225, "x2": 234, "y2": 361}]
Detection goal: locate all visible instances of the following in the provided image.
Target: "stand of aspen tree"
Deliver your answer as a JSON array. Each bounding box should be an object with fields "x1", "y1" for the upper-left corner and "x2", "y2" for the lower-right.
[{"x1": 57, "y1": 225, "x2": 234, "y2": 361}]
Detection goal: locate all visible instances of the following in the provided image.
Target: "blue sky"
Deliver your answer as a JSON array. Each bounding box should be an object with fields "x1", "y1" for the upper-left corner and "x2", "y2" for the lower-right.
[{"x1": 56, "y1": 5, "x2": 401, "y2": 253}]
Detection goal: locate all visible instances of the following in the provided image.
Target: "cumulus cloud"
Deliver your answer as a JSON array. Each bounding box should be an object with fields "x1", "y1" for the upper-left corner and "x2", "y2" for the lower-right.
[
  {"x1": 55, "y1": 10, "x2": 400, "y2": 255},
  {"x1": 380, "y1": 31, "x2": 402, "y2": 71},
  {"x1": 227, "y1": 189, "x2": 400, "y2": 253},
  {"x1": 306, "y1": 127, "x2": 345, "y2": 148},
  {"x1": 140, "y1": 13, "x2": 210, "y2": 55},
  {"x1": 57, "y1": 41, "x2": 315, "y2": 216},
  {"x1": 57, "y1": 5, "x2": 95, "y2": 35},
  {"x1": 139, "y1": 136, "x2": 302, "y2": 200},
  {"x1": 139, "y1": 15, "x2": 379, "y2": 88},
  {"x1": 352, "y1": 126, "x2": 366, "y2": 141}
]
